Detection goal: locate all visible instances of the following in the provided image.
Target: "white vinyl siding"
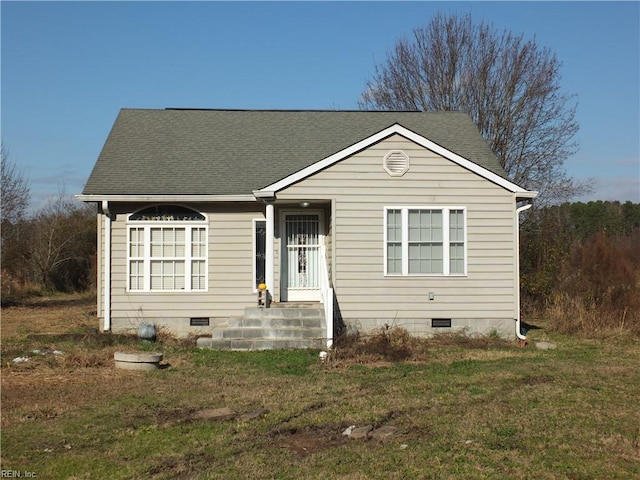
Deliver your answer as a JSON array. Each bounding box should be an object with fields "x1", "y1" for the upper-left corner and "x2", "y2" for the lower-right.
[
  {"x1": 127, "y1": 224, "x2": 207, "y2": 292},
  {"x1": 104, "y1": 203, "x2": 265, "y2": 336},
  {"x1": 384, "y1": 207, "x2": 466, "y2": 276},
  {"x1": 277, "y1": 134, "x2": 513, "y2": 336}
]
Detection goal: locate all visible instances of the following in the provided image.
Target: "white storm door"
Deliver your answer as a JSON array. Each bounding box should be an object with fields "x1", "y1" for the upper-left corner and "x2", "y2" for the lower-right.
[{"x1": 282, "y1": 212, "x2": 322, "y2": 302}]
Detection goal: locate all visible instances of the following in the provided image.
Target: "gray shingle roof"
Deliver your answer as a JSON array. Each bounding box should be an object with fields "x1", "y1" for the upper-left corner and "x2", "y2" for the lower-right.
[{"x1": 82, "y1": 109, "x2": 508, "y2": 196}]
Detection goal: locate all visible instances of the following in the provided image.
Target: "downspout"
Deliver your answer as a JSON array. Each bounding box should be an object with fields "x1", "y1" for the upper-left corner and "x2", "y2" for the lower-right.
[
  {"x1": 102, "y1": 200, "x2": 112, "y2": 332},
  {"x1": 515, "y1": 203, "x2": 532, "y2": 342}
]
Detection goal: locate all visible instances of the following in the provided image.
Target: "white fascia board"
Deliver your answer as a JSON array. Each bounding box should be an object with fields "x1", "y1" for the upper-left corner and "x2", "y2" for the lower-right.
[
  {"x1": 75, "y1": 194, "x2": 257, "y2": 203},
  {"x1": 252, "y1": 190, "x2": 276, "y2": 200},
  {"x1": 515, "y1": 191, "x2": 539, "y2": 200},
  {"x1": 257, "y1": 123, "x2": 534, "y2": 195}
]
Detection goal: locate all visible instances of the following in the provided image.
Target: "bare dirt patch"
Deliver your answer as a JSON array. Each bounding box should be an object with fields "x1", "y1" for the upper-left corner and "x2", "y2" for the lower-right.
[{"x1": 272, "y1": 425, "x2": 349, "y2": 456}]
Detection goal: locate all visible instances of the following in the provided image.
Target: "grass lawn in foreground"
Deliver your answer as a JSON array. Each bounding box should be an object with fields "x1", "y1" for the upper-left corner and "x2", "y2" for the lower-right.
[{"x1": 1, "y1": 294, "x2": 639, "y2": 479}]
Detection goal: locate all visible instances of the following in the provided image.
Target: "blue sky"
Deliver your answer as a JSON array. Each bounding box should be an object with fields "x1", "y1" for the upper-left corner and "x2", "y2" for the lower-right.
[{"x1": 2, "y1": 1, "x2": 639, "y2": 210}]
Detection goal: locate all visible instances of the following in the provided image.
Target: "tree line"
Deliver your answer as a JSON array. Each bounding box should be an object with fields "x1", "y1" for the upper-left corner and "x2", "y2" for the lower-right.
[
  {"x1": 521, "y1": 201, "x2": 640, "y2": 335},
  {"x1": 1, "y1": 146, "x2": 96, "y2": 301}
]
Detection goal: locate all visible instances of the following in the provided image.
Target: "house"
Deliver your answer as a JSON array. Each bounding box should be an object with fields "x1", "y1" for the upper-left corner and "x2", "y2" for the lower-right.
[{"x1": 77, "y1": 108, "x2": 537, "y2": 349}]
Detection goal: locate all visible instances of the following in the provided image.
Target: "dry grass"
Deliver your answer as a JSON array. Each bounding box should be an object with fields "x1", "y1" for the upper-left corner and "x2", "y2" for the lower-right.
[
  {"x1": 529, "y1": 292, "x2": 640, "y2": 338},
  {"x1": 330, "y1": 326, "x2": 517, "y2": 368},
  {"x1": 2, "y1": 294, "x2": 639, "y2": 479}
]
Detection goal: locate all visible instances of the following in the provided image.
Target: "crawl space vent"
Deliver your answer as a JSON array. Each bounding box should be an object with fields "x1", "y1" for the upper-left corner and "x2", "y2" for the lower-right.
[
  {"x1": 383, "y1": 150, "x2": 409, "y2": 176},
  {"x1": 190, "y1": 317, "x2": 210, "y2": 327},
  {"x1": 431, "y1": 318, "x2": 452, "y2": 328}
]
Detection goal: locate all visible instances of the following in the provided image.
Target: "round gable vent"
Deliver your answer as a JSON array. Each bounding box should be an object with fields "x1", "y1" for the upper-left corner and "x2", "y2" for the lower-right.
[{"x1": 383, "y1": 150, "x2": 409, "y2": 177}]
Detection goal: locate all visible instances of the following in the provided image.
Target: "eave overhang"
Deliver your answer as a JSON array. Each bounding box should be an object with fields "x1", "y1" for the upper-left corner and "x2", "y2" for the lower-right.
[{"x1": 75, "y1": 194, "x2": 257, "y2": 203}]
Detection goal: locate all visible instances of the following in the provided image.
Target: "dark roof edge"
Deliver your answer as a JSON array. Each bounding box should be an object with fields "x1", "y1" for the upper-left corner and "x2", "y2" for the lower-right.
[{"x1": 160, "y1": 108, "x2": 467, "y2": 114}]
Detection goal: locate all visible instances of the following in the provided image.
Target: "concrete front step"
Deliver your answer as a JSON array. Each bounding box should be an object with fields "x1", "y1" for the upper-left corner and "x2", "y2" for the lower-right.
[
  {"x1": 229, "y1": 316, "x2": 323, "y2": 329},
  {"x1": 213, "y1": 327, "x2": 325, "y2": 340},
  {"x1": 197, "y1": 337, "x2": 326, "y2": 350},
  {"x1": 198, "y1": 303, "x2": 327, "y2": 350},
  {"x1": 243, "y1": 306, "x2": 324, "y2": 320}
]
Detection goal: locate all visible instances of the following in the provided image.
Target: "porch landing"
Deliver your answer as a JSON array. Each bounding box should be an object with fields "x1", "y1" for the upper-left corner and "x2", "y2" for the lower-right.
[{"x1": 197, "y1": 303, "x2": 326, "y2": 350}]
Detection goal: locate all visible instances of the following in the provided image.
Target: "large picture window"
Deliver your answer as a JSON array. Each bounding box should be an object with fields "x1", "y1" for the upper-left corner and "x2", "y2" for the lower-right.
[
  {"x1": 127, "y1": 206, "x2": 207, "y2": 292},
  {"x1": 384, "y1": 207, "x2": 466, "y2": 276}
]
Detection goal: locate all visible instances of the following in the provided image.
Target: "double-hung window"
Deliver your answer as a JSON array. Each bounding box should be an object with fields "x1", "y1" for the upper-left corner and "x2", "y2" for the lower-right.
[
  {"x1": 384, "y1": 207, "x2": 466, "y2": 276},
  {"x1": 127, "y1": 205, "x2": 208, "y2": 292}
]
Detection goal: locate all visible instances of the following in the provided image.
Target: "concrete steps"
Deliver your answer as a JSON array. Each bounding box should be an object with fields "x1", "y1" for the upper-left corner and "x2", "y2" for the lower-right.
[{"x1": 197, "y1": 304, "x2": 326, "y2": 350}]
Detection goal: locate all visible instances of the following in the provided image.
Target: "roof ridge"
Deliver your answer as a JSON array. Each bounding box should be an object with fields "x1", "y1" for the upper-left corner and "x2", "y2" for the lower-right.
[{"x1": 124, "y1": 108, "x2": 467, "y2": 114}]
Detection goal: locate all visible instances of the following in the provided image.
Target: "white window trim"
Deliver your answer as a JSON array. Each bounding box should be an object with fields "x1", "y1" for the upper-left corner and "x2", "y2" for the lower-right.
[
  {"x1": 383, "y1": 206, "x2": 467, "y2": 277},
  {"x1": 252, "y1": 218, "x2": 266, "y2": 293},
  {"x1": 126, "y1": 215, "x2": 208, "y2": 293}
]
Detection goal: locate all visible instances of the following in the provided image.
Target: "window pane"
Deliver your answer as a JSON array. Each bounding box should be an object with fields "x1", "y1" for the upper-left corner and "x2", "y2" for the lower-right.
[
  {"x1": 192, "y1": 227, "x2": 206, "y2": 257},
  {"x1": 191, "y1": 260, "x2": 206, "y2": 290},
  {"x1": 432, "y1": 243, "x2": 443, "y2": 273},
  {"x1": 408, "y1": 241, "x2": 444, "y2": 274},
  {"x1": 449, "y1": 210, "x2": 464, "y2": 274},
  {"x1": 129, "y1": 260, "x2": 144, "y2": 290},
  {"x1": 449, "y1": 210, "x2": 464, "y2": 243},
  {"x1": 408, "y1": 209, "x2": 443, "y2": 242},
  {"x1": 150, "y1": 260, "x2": 186, "y2": 290},
  {"x1": 431, "y1": 211, "x2": 443, "y2": 242},
  {"x1": 408, "y1": 210, "x2": 421, "y2": 241},
  {"x1": 386, "y1": 210, "x2": 402, "y2": 274},
  {"x1": 387, "y1": 209, "x2": 401, "y2": 242},
  {"x1": 174, "y1": 262, "x2": 185, "y2": 290},
  {"x1": 130, "y1": 222, "x2": 206, "y2": 291},
  {"x1": 450, "y1": 243, "x2": 464, "y2": 274},
  {"x1": 407, "y1": 210, "x2": 443, "y2": 274},
  {"x1": 129, "y1": 228, "x2": 144, "y2": 257},
  {"x1": 150, "y1": 228, "x2": 163, "y2": 256},
  {"x1": 387, "y1": 243, "x2": 401, "y2": 274},
  {"x1": 150, "y1": 227, "x2": 187, "y2": 257},
  {"x1": 255, "y1": 221, "x2": 266, "y2": 287},
  {"x1": 175, "y1": 229, "x2": 185, "y2": 256}
]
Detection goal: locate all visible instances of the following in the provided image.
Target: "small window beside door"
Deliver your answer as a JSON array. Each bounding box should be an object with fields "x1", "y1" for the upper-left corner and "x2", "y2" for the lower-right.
[{"x1": 254, "y1": 220, "x2": 266, "y2": 290}]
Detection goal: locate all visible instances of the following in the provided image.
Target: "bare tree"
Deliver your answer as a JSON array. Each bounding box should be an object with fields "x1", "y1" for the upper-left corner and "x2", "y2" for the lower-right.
[
  {"x1": 28, "y1": 191, "x2": 96, "y2": 291},
  {"x1": 1, "y1": 145, "x2": 32, "y2": 295},
  {"x1": 1, "y1": 144, "x2": 30, "y2": 225},
  {"x1": 360, "y1": 13, "x2": 590, "y2": 204}
]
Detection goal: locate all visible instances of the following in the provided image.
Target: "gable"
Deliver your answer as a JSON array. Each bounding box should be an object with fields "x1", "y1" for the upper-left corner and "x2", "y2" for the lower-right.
[
  {"x1": 276, "y1": 133, "x2": 517, "y2": 202},
  {"x1": 258, "y1": 124, "x2": 530, "y2": 196},
  {"x1": 80, "y1": 109, "x2": 525, "y2": 199}
]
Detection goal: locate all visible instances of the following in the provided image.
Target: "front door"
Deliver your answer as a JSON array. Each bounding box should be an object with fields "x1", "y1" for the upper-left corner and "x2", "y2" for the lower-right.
[{"x1": 281, "y1": 212, "x2": 322, "y2": 302}]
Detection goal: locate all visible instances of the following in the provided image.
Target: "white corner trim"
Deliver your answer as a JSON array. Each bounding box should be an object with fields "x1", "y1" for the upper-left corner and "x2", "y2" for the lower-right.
[{"x1": 257, "y1": 124, "x2": 534, "y2": 195}]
